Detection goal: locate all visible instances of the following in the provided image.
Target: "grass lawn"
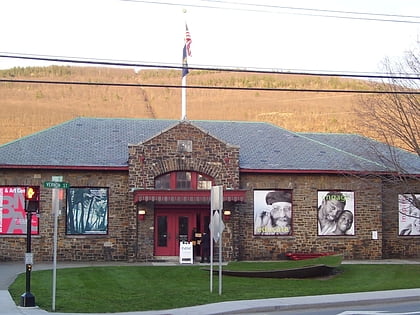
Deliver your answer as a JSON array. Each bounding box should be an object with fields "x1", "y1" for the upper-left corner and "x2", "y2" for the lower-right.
[{"x1": 9, "y1": 259, "x2": 420, "y2": 313}]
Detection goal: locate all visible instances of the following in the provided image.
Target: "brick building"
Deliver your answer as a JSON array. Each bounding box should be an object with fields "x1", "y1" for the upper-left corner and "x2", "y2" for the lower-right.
[{"x1": 0, "y1": 118, "x2": 419, "y2": 262}]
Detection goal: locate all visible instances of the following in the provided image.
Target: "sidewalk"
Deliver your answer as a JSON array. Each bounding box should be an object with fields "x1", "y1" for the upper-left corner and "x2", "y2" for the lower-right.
[{"x1": 1, "y1": 260, "x2": 419, "y2": 315}]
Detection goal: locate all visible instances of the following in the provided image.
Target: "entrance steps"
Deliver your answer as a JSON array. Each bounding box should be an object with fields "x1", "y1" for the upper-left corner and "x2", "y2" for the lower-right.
[
  {"x1": 153, "y1": 256, "x2": 179, "y2": 263},
  {"x1": 151, "y1": 256, "x2": 206, "y2": 264}
]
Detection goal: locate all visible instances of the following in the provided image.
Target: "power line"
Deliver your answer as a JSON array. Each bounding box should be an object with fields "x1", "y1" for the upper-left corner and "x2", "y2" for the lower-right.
[
  {"x1": 1, "y1": 53, "x2": 419, "y2": 80},
  {"x1": 122, "y1": 0, "x2": 420, "y2": 24},
  {"x1": 2, "y1": 78, "x2": 420, "y2": 95},
  {"x1": 201, "y1": 0, "x2": 420, "y2": 21}
]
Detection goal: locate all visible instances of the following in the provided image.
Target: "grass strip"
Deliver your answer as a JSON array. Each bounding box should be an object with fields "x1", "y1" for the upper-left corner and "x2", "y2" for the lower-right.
[{"x1": 9, "y1": 262, "x2": 420, "y2": 313}]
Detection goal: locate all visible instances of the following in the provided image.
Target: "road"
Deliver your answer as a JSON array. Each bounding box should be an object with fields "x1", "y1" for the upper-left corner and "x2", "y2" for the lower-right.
[{"x1": 248, "y1": 300, "x2": 420, "y2": 315}]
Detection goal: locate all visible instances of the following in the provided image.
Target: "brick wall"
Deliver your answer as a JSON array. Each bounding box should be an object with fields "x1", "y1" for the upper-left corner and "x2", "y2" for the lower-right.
[
  {"x1": 382, "y1": 179, "x2": 420, "y2": 258},
  {"x1": 128, "y1": 121, "x2": 240, "y2": 190},
  {"x1": 134, "y1": 203, "x2": 155, "y2": 261},
  {"x1": 0, "y1": 169, "x2": 132, "y2": 262},
  {"x1": 233, "y1": 173, "x2": 384, "y2": 260},
  {"x1": 1, "y1": 169, "x2": 417, "y2": 262}
]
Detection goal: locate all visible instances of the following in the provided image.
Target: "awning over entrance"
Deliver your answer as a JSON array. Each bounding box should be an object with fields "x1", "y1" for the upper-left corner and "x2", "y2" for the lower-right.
[{"x1": 133, "y1": 189, "x2": 247, "y2": 204}]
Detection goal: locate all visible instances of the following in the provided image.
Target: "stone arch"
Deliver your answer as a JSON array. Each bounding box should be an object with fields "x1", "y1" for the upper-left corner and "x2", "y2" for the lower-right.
[{"x1": 150, "y1": 157, "x2": 222, "y2": 181}]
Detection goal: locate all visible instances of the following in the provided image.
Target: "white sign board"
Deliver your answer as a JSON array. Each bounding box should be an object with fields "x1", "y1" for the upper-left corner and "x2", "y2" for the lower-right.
[
  {"x1": 25, "y1": 253, "x2": 33, "y2": 265},
  {"x1": 211, "y1": 185, "x2": 223, "y2": 210},
  {"x1": 179, "y1": 241, "x2": 193, "y2": 264}
]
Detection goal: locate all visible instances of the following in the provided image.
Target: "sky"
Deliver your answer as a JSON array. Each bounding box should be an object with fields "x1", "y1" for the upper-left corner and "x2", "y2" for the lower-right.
[{"x1": 1, "y1": 0, "x2": 420, "y2": 74}]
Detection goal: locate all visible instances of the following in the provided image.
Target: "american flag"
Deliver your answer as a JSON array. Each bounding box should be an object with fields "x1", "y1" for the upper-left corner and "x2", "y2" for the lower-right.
[
  {"x1": 182, "y1": 24, "x2": 192, "y2": 77},
  {"x1": 185, "y1": 24, "x2": 192, "y2": 57}
]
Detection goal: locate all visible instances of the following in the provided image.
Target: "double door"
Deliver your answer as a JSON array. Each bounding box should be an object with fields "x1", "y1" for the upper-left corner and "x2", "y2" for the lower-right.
[{"x1": 154, "y1": 206, "x2": 209, "y2": 257}]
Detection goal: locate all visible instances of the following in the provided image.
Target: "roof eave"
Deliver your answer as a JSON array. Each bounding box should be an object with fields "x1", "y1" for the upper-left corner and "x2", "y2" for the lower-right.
[
  {"x1": 239, "y1": 168, "x2": 397, "y2": 176},
  {"x1": 2, "y1": 165, "x2": 417, "y2": 177},
  {"x1": 0, "y1": 164, "x2": 128, "y2": 171}
]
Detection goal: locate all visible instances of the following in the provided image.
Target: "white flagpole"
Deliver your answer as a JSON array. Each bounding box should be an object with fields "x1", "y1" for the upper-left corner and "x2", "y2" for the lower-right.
[
  {"x1": 181, "y1": 10, "x2": 191, "y2": 121},
  {"x1": 181, "y1": 75, "x2": 187, "y2": 120}
]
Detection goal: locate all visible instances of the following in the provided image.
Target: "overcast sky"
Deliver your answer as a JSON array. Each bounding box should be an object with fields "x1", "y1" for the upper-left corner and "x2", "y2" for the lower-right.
[{"x1": 1, "y1": 0, "x2": 419, "y2": 74}]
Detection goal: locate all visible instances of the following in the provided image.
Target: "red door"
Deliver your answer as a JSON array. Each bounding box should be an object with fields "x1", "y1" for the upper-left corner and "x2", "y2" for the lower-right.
[
  {"x1": 154, "y1": 207, "x2": 209, "y2": 257},
  {"x1": 155, "y1": 211, "x2": 195, "y2": 256}
]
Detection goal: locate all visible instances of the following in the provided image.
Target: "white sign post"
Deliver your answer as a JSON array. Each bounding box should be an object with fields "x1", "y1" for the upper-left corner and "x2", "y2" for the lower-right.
[
  {"x1": 209, "y1": 185, "x2": 224, "y2": 295},
  {"x1": 51, "y1": 176, "x2": 63, "y2": 312}
]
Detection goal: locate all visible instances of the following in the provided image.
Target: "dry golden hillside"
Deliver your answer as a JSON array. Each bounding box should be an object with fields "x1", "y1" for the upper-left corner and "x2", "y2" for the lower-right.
[{"x1": 0, "y1": 66, "x2": 374, "y2": 145}]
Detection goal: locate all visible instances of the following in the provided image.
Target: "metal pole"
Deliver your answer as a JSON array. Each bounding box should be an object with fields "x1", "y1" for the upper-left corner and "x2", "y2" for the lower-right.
[
  {"x1": 21, "y1": 211, "x2": 35, "y2": 307},
  {"x1": 25, "y1": 211, "x2": 32, "y2": 293},
  {"x1": 209, "y1": 210, "x2": 213, "y2": 293},
  {"x1": 52, "y1": 188, "x2": 59, "y2": 312},
  {"x1": 218, "y1": 209, "x2": 222, "y2": 295},
  {"x1": 51, "y1": 175, "x2": 63, "y2": 311}
]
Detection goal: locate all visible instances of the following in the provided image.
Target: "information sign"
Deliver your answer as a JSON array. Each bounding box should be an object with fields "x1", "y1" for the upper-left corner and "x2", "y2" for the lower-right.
[{"x1": 179, "y1": 241, "x2": 193, "y2": 264}]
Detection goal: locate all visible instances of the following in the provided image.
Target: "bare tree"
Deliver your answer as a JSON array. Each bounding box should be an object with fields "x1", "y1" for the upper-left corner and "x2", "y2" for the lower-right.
[
  {"x1": 357, "y1": 46, "x2": 420, "y2": 214},
  {"x1": 359, "y1": 48, "x2": 420, "y2": 157}
]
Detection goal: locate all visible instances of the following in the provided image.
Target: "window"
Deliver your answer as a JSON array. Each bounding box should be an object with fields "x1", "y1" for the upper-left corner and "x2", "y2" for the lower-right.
[
  {"x1": 176, "y1": 172, "x2": 192, "y2": 189},
  {"x1": 197, "y1": 174, "x2": 212, "y2": 190},
  {"x1": 154, "y1": 172, "x2": 213, "y2": 190},
  {"x1": 155, "y1": 173, "x2": 170, "y2": 189}
]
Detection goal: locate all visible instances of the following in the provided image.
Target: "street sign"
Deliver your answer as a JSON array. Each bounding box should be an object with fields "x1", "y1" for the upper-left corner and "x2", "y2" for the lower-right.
[
  {"x1": 43, "y1": 181, "x2": 70, "y2": 189},
  {"x1": 209, "y1": 210, "x2": 225, "y2": 243}
]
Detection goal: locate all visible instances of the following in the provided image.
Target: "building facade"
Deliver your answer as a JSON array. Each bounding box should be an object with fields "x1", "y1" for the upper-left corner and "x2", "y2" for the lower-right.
[{"x1": 0, "y1": 118, "x2": 419, "y2": 262}]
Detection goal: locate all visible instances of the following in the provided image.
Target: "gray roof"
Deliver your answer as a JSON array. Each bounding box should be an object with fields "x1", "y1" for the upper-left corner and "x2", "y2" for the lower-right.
[
  {"x1": 300, "y1": 133, "x2": 420, "y2": 174},
  {"x1": 0, "y1": 117, "x2": 418, "y2": 174}
]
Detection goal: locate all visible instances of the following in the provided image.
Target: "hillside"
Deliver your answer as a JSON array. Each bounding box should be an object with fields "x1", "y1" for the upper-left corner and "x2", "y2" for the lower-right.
[{"x1": 0, "y1": 66, "x2": 375, "y2": 145}]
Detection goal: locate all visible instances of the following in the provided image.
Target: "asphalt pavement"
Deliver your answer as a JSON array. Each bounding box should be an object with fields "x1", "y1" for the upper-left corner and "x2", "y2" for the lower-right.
[{"x1": 1, "y1": 259, "x2": 420, "y2": 315}]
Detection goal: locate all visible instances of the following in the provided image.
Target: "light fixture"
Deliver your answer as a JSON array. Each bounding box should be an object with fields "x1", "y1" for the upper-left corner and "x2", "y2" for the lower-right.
[
  {"x1": 223, "y1": 210, "x2": 231, "y2": 221},
  {"x1": 138, "y1": 209, "x2": 146, "y2": 220}
]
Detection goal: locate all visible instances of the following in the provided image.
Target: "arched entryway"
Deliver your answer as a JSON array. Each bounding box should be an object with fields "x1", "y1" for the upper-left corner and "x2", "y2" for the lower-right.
[
  {"x1": 133, "y1": 172, "x2": 246, "y2": 260},
  {"x1": 133, "y1": 188, "x2": 246, "y2": 260}
]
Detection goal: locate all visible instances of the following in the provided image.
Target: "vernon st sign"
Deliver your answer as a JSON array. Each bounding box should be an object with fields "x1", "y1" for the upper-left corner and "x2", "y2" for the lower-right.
[{"x1": 43, "y1": 181, "x2": 70, "y2": 189}]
